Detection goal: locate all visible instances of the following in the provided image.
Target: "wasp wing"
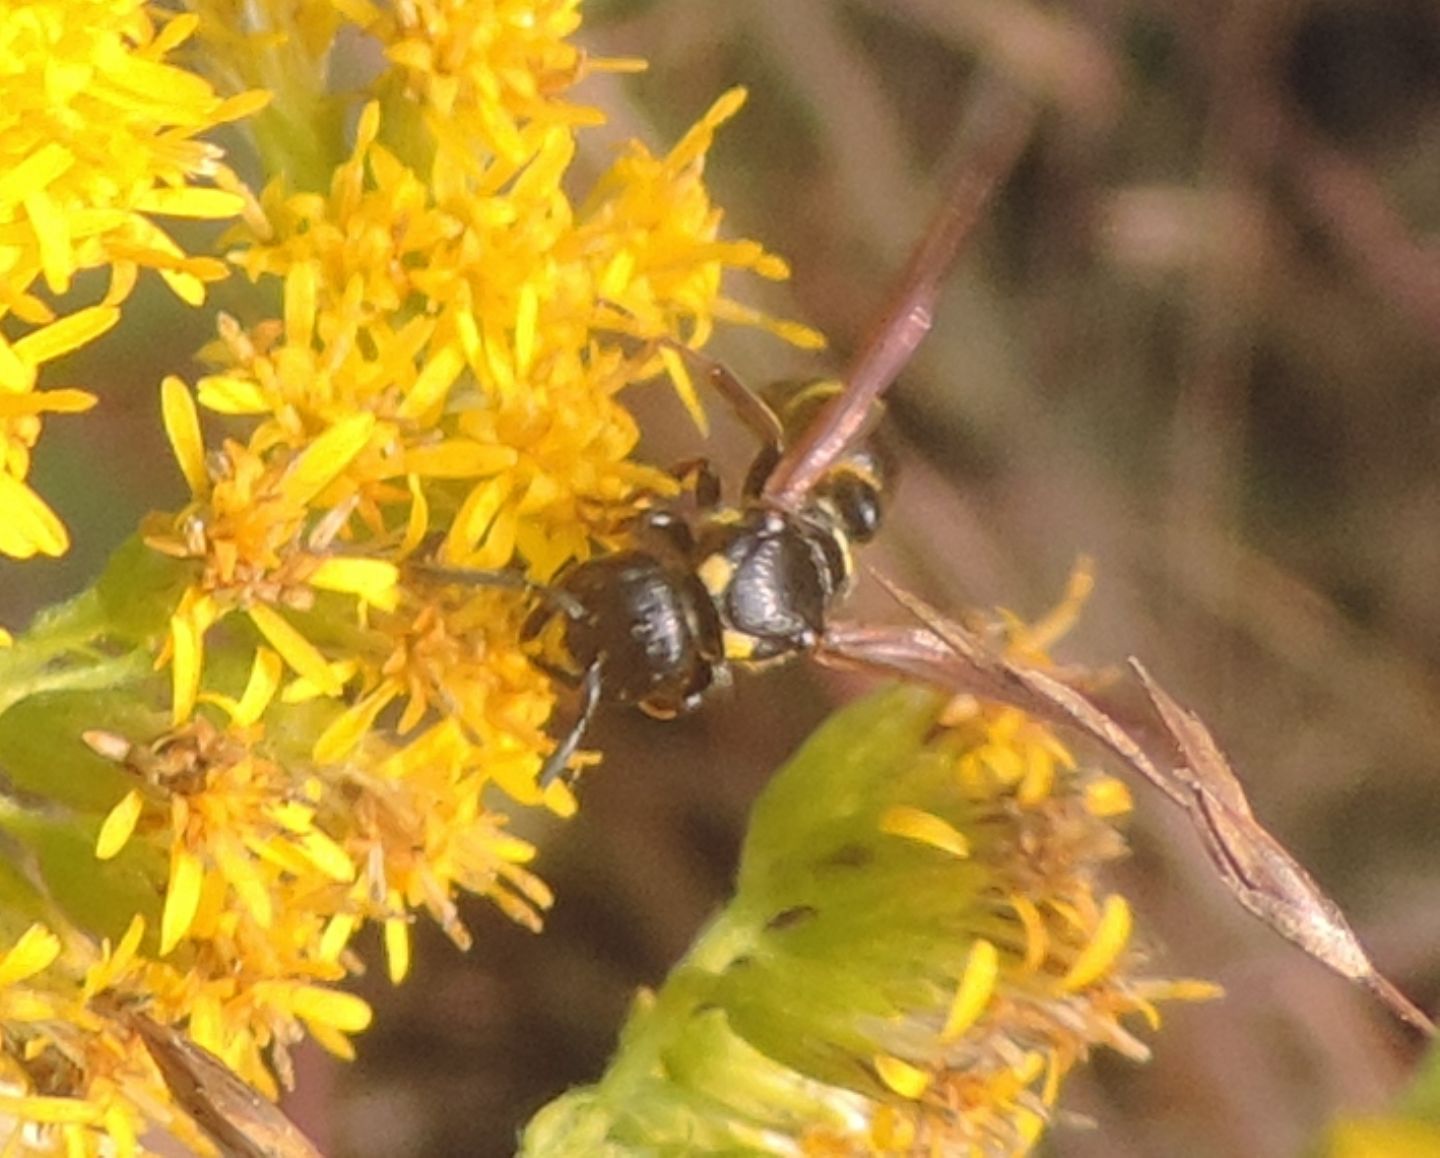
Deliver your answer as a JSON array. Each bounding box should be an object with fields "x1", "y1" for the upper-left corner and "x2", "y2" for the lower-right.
[{"x1": 762, "y1": 82, "x2": 1036, "y2": 507}]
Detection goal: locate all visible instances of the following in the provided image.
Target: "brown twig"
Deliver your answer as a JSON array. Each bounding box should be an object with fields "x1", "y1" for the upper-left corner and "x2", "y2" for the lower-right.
[{"x1": 821, "y1": 580, "x2": 1436, "y2": 1037}]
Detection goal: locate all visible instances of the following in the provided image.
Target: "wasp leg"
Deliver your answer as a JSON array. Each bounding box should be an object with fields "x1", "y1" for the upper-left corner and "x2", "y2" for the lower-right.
[
  {"x1": 740, "y1": 441, "x2": 782, "y2": 499},
  {"x1": 537, "y1": 659, "x2": 605, "y2": 789},
  {"x1": 410, "y1": 561, "x2": 586, "y2": 620},
  {"x1": 668, "y1": 456, "x2": 724, "y2": 510},
  {"x1": 614, "y1": 323, "x2": 787, "y2": 461},
  {"x1": 660, "y1": 338, "x2": 785, "y2": 455}
]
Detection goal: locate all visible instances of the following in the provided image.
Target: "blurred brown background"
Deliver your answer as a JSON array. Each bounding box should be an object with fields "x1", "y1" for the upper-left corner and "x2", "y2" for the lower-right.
[{"x1": 7, "y1": 1, "x2": 1440, "y2": 1155}]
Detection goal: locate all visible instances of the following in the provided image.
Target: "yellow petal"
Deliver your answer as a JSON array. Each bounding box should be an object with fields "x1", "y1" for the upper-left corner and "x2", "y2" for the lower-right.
[
  {"x1": 196, "y1": 373, "x2": 268, "y2": 414},
  {"x1": 96, "y1": 790, "x2": 144, "y2": 860},
  {"x1": 1025, "y1": 557, "x2": 1095, "y2": 655},
  {"x1": 246, "y1": 605, "x2": 342, "y2": 696},
  {"x1": 313, "y1": 685, "x2": 398, "y2": 764},
  {"x1": 657, "y1": 343, "x2": 706, "y2": 436},
  {"x1": 169, "y1": 602, "x2": 209, "y2": 725},
  {"x1": 1084, "y1": 775, "x2": 1132, "y2": 818},
  {"x1": 160, "y1": 848, "x2": 204, "y2": 955},
  {"x1": 12, "y1": 306, "x2": 119, "y2": 366},
  {"x1": 0, "y1": 924, "x2": 62, "y2": 986},
  {"x1": 0, "y1": 142, "x2": 72, "y2": 210},
  {"x1": 319, "y1": 914, "x2": 358, "y2": 964},
  {"x1": 307, "y1": 557, "x2": 400, "y2": 611},
  {"x1": 598, "y1": 249, "x2": 635, "y2": 300},
  {"x1": 401, "y1": 440, "x2": 518, "y2": 479},
  {"x1": 384, "y1": 919, "x2": 411, "y2": 984},
  {"x1": 279, "y1": 413, "x2": 376, "y2": 509},
  {"x1": 290, "y1": 985, "x2": 372, "y2": 1034},
  {"x1": 102, "y1": 1103, "x2": 139, "y2": 1158},
  {"x1": 284, "y1": 262, "x2": 317, "y2": 351},
  {"x1": 0, "y1": 388, "x2": 96, "y2": 417},
  {"x1": 397, "y1": 345, "x2": 463, "y2": 421},
  {"x1": 215, "y1": 841, "x2": 273, "y2": 928},
  {"x1": 878, "y1": 805, "x2": 969, "y2": 858},
  {"x1": 298, "y1": 831, "x2": 356, "y2": 883},
  {"x1": 159, "y1": 266, "x2": 207, "y2": 306},
  {"x1": 131, "y1": 187, "x2": 246, "y2": 219},
  {"x1": 873, "y1": 1053, "x2": 931, "y2": 1099},
  {"x1": 0, "y1": 1093, "x2": 103, "y2": 1125},
  {"x1": 1009, "y1": 894, "x2": 1048, "y2": 974},
  {"x1": 1017, "y1": 744, "x2": 1055, "y2": 807},
  {"x1": 230, "y1": 647, "x2": 283, "y2": 727},
  {"x1": 83, "y1": 915, "x2": 145, "y2": 996},
  {"x1": 942, "y1": 939, "x2": 999, "y2": 1041},
  {"x1": 450, "y1": 476, "x2": 510, "y2": 555},
  {"x1": 26, "y1": 189, "x2": 72, "y2": 293},
  {"x1": 280, "y1": 658, "x2": 357, "y2": 704},
  {"x1": 161, "y1": 376, "x2": 208, "y2": 497},
  {"x1": 400, "y1": 474, "x2": 429, "y2": 557},
  {"x1": 1061, "y1": 895, "x2": 1133, "y2": 991},
  {"x1": 0, "y1": 472, "x2": 69, "y2": 558},
  {"x1": 514, "y1": 282, "x2": 538, "y2": 375}
]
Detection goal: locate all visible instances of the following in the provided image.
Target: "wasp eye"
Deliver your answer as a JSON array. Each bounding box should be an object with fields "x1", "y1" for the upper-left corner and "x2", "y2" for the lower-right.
[{"x1": 817, "y1": 470, "x2": 884, "y2": 543}]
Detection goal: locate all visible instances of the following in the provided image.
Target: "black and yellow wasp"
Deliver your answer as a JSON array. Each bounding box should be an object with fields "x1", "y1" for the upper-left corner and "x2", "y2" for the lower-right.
[{"x1": 423, "y1": 94, "x2": 1035, "y2": 789}]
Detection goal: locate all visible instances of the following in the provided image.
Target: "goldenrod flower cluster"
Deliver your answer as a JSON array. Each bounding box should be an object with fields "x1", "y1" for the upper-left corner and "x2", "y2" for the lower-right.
[
  {"x1": 0, "y1": 1, "x2": 807, "y2": 1152},
  {"x1": 0, "y1": 2, "x2": 1206, "y2": 1155},
  {"x1": 523, "y1": 683, "x2": 1217, "y2": 1157},
  {"x1": 0, "y1": 1, "x2": 258, "y2": 562}
]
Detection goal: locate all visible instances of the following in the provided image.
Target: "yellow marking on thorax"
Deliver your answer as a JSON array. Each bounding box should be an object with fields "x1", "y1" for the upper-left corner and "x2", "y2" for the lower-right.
[
  {"x1": 697, "y1": 553, "x2": 736, "y2": 598},
  {"x1": 722, "y1": 629, "x2": 759, "y2": 660}
]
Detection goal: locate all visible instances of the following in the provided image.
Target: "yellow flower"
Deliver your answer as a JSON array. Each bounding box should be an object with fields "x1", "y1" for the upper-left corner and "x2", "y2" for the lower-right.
[
  {"x1": 339, "y1": 0, "x2": 617, "y2": 158},
  {"x1": 0, "y1": 1, "x2": 259, "y2": 559},
  {"x1": 0, "y1": 919, "x2": 220, "y2": 1157},
  {"x1": 139, "y1": 20, "x2": 812, "y2": 998},
  {"x1": 1328, "y1": 1118, "x2": 1440, "y2": 1158},
  {"x1": 522, "y1": 685, "x2": 1219, "y2": 1157},
  {"x1": 2, "y1": 2, "x2": 827, "y2": 1151}
]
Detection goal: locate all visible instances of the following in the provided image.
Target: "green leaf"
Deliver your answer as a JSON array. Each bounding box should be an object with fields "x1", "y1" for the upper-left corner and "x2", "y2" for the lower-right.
[
  {"x1": 0, "y1": 806, "x2": 164, "y2": 948},
  {"x1": 95, "y1": 535, "x2": 196, "y2": 647},
  {"x1": 0, "y1": 691, "x2": 165, "y2": 813}
]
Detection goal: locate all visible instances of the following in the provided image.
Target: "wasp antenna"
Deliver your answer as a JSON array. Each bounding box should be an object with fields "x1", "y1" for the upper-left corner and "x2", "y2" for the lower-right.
[
  {"x1": 410, "y1": 561, "x2": 587, "y2": 620},
  {"x1": 595, "y1": 309, "x2": 787, "y2": 453},
  {"x1": 764, "y1": 79, "x2": 1038, "y2": 507},
  {"x1": 656, "y1": 338, "x2": 786, "y2": 450},
  {"x1": 538, "y1": 659, "x2": 605, "y2": 789}
]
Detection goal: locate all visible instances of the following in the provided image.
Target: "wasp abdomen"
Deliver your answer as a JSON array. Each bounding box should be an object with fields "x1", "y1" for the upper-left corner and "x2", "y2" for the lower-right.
[{"x1": 545, "y1": 551, "x2": 724, "y2": 715}]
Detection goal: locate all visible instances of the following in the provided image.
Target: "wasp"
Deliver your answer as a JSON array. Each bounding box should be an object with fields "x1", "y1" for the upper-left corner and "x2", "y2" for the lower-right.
[
  {"x1": 412, "y1": 80, "x2": 1434, "y2": 1034},
  {"x1": 437, "y1": 92, "x2": 1040, "y2": 790},
  {"x1": 505, "y1": 371, "x2": 890, "y2": 787}
]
